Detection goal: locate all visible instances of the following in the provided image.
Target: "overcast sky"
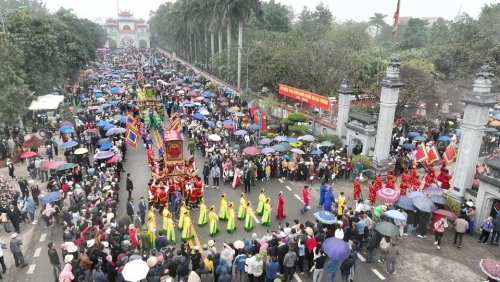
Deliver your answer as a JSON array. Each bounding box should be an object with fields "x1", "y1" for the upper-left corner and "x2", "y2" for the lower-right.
[{"x1": 43, "y1": 0, "x2": 490, "y2": 23}]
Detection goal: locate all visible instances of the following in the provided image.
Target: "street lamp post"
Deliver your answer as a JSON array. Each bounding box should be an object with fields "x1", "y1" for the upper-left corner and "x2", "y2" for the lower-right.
[{"x1": 281, "y1": 98, "x2": 286, "y2": 118}]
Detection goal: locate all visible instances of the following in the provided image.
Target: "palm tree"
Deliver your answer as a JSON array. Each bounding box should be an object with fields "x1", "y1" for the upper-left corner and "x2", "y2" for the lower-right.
[
  {"x1": 369, "y1": 13, "x2": 387, "y2": 35},
  {"x1": 216, "y1": 0, "x2": 264, "y2": 89}
]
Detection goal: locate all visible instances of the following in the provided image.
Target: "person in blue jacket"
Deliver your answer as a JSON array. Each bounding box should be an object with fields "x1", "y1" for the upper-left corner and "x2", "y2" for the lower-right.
[
  {"x1": 318, "y1": 182, "x2": 327, "y2": 207},
  {"x1": 324, "y1": 187, "x2": 335, "y2": 213}
]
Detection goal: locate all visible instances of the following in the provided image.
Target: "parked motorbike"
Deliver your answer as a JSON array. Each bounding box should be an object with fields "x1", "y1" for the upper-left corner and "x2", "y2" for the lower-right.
[{"x1": 38, "y1": 125, "x2": 59, "y2": 137}]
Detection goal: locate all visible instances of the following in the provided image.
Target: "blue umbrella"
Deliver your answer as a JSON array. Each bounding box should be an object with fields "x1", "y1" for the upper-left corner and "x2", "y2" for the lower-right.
[
  {"x1": 106, "y1": 128, "x2": 126, "y2": 136},
  {"x1": 412, "y1": 196, "x2": 437, "y2": 213},
  {"x1": 206, "y1": 121, "x2": 215, "y2": 128},
  {"x1": 96, "y1": 138, "x2": 111, "y2": 146},
  {"x1": 222, "y1": 120, "x2": 234, "y2": 125},
  {"x1": 259, "y1": 138, "x2": 272, "y2": 145},
  {"x1": 249, "y1": 124, "x2": 260, "y2": 130},
  {"x1": 438, "y1": 136, "x2": 451, "y2": 141},
  {"x1": 103, "y1": 124, "x2": 114, "y2": 131},
  {"x1": 409, "y1": 191, "x2": 425, "y2": 198},
  {"x1": 424, "y1": 186, "x2": 444, "y2": 195},
  {"x1": 185, "y1": 103, "x2": 195, "y2": 107},
  {"x1": 283, "y1": 154, "x2": 290, "y2": 160},
  {"x1": 274, "y1": 136, "x2": 287, "y2": 142},
  {"x1": 383, "y1": 210, "x2": 408, "y2": 222},
  {"x1": 301, "y1": 135, "x2": 315, "y2": 142},
  {"x1": 61, "y1": 141, "x2": 78, "y2": 149},
  {"x1": 203, "y1": 91, "x2": 212, "y2": 98},
  {"x1": 396, "y1": 196, "x2": 414, "y2": 210},
  {"x1": 234, "y1": 130, "x2": 248, "y2": 136},
  {"x1": 261, "y1": 147, "x2": 276, "y2": 154},
  {"x1": 322, "y1": 237, "x2": 350, "y2": 260},
  {"x1": 225, "y1": 90, "x2": 232, "y2": 95},
  {"x1": 99, "y1": 143, "x2": 112, "y2": 150},
  {"x1": 193, "y1": 82, "x2": 201, "y2": 86},
  {"x1": 109, "y1": 101, "x2": 118, "y2": 106},
  {"x1": 286, "y1": 137, "x2": 298, "y2": 143},
  {"x1": 408, "y1": 132, "x2": 420, "y2": 137},
  {"x1": 310, "y1": 150, "x2": 323, "y2": 155},
  {"x1": 94, "y1": 93, "x2": 103, "y2": 98},
  {"x1": 41, "y1": 191, "x2": 62, "y2": 205},
  {"x1": 102, "y1": 103, "x2": 111, "y2": 108},
  {"x1": 59, "y1": 125, "x2": 73, "y2": 131},
  {"x1": 203, "y1": 99, "x2": 211, "y2": 103},
  {"x1": 402, "y1": 143, "x2": 415, "y2": 149},
  {"x1": 96, "y1": 120, "x2": 110, "y2": 127},
  {"x1": 428, "y1": 195, "x2": 447, "y2": 205},
  {"x1": 492, "y1": 110, "x2": 500, "y2": 115},
  {"x1": 494, "y1": 114, "x2": 500, "y2": 120},
  {"x1": 61, "y1": 128, "x2": 75, "y2": 134},
  {"x1": 193, "y1": 113, "x2": 205, "y2": 119},
  {"x1": 110, "y1": 87, "x2": 120, "y2": 94},
  {"x1": 81, "y1": 98, "x2": 90, "y2": 102},
  {"x1": 314, "y1": 210, "x2": 337, "y2": 224},
  {"x1": 119, "y1": 116, "x2": 127, "y2": 123},
  {"x1": 94, "y1": 89, "x2": 102, "y2": 93}
]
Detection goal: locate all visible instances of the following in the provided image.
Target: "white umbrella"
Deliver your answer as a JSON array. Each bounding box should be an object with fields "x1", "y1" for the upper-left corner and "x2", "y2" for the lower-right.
[
  {"x1": 209, "y1": 134, "x2": 221, "y2": 141},
  {"x1": 178, "y1": 90, "x2": 185, "y2": 94},
  {"x1": 122, "y1": 260, "x2": 149, "y2": 282},
  {"x1": 96, "y1": 97, "x2": 105, "y2": 102},
  {"x1": 200, "y1": 110, "x2": 210, "y2": 115}
]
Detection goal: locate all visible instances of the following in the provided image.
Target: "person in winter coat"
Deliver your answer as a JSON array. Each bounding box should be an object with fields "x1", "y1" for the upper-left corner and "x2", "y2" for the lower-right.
[
  {"x1": 217, "y1": 267, "x2": 231, "y2": 282},
  {"x1": 48, "y1": 242, "x2": 61, "y2": 282},
  {"x1": 283, "y1": 247, "x2": 297, "y2": 282},
  {"x1": 216, "y1": 257, "x2": 230, "y2": 276},
  {"x1": 233, "y1": 250, "x2": 247, "y2": 282},
  {"x1": 59, "y1": 260, "x2": 75, "y2": 282},
  {"x1": 365, "y1": 231, "x2": 378, "y2": 263},
  {"x1": 323, "y1": 187, "x2": 334, "y2": 212},
  {"x1": 79, "y1": 248, "x2": 93, "y2": 281},
  {"x1": 339, "y1": 255, "x2": 354, "y2": 282},
  {"x1": 92, "y1": 263, "x2": 107, "y2": 282}
]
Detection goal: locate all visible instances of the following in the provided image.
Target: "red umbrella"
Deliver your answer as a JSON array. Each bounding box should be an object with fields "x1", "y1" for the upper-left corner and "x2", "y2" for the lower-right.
[
  {"x1": 376, "y1": 188, "x2": 400, "y2": 203},
  {"x1": 223, "y1": 124, "x2": 234, "y2": 129},
  {"x1": 107, "y1": 155, "x2": 121, "y2": 163},
  {"x1": 189, "y1": 91, "x2": 198, "y2": 97},
  {"x1": 20, "y1": 151, "x2": 37, "y2": 158},
  {"x1": 40, "y1": 161, "x2": 54, "y2": 170},
  {"x1": 60, "y1": 121, "x2": 72, "y2": 126},
  {"x1": 243, "y1": 146, "x2": 260, "y2": 156},
  {"x1": 433, "y1": 209, "x2": 457, "y2": 218},
  {"x1": 220, "y1": 102, "x2": 229, "y2": 106},
  {"x1": 194, "y1": 97, "x2": 204, "y2": 101},
  {"x1": 48, "y1": 161, "x2": 67, "y2": 170},
  {"x1": 480, "y1": 259, "x2": 500, "y2": 280},
  {"x1": 87, "y1": 128, "x2": 99, "y2": 134}
]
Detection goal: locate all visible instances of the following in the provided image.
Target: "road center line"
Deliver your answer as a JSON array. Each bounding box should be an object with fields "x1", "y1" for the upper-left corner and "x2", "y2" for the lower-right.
[
  {"x1": 371, "y1": 268, "x2": 386, "y2": 280},
  {"x1": 39, "y1": 234, "x2": 46, "y2": 242},
  {"x1": 33, "y1": 248, "x2": 41, "y2": 258},
  {"x1": 294, "y1": 273, "x2": 303, "y2": 282},
  {"x1": 26, "y1": 264, "x2": 36, "y2": 275},
  {"x1": 253, "y1": 213, "x2": 261, "y2": 224},
  {"x1": 357, "y1": 253, "x2": 366, "y2": 262},
  {"x1": 294, "y1": 194, "x2": 301, "y2": 200},
  {"x1": 279, "y1": 179, "x2": 284, "y2": 183},
  {"x1": 286, "y1": 186, "x2": 292, "y2": 191}
]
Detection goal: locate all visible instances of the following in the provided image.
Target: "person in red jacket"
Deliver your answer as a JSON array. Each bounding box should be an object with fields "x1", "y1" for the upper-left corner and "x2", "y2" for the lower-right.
[
  {"x1": 399, "y1": 173, "x2": 410, "y2": 196},
  {"x1": 353, "y1": 178, "x2": 362, "y2": 200},
  {"x1": 368, "y1": 181, "x2": 377, "y2": 205},
  {"x1": 300, "y1": 185, "x2": 310, "y2": 214},
  {"x1": 385, "y1": 173, "x2": 395, "y2": 189},
  {"x1": 158, "y1": 185, "x2": 168, "y2": 213},
  {"x1": 437, "y1": 168, "x2": 452, "y2": 189}
]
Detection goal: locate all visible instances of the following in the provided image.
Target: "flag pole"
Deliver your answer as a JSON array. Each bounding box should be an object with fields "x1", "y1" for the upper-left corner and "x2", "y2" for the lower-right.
[{"x1": 392, "y1": 0, "x2": 401, "y2": 55}]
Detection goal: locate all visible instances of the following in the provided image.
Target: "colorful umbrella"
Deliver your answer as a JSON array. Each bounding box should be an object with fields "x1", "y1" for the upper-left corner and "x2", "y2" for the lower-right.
[
  {"x1": 48, "y1": 161, "x2": 67, "y2": 170},
  {"x1": 243, "y1": 146, "x2": 260, "y2": 155},
  {"x1": 408, "y1": 191, "x2": 425, "y2": 198},
  {"x1": 423, "y1": 186, "x2": 444, "y2": 195},
  {"x1": 40, "y1": 161, "x2": 54, "y2": 170},
  {"x1": 480, "y1": 259, "x2": 500, "y2": 281},
  {"x1": 249, "y1": 124, "x2": 260, "y2": 130},
  {"x1": 57, "y1": 163, "x2": 77, "y2": 171},
  {"x1": 74, "y1": 148, "x2": 89, "y2": 155},
  {"x1": 272, "y1": 144, "x2": 287, "y2": 152},
  {"x1": 320, "y1": 141, "x2": 333, "y2": 147},
  {"x1": 107, "y1": 155, "x2": 121, "y2": 163},
  {"x1": 314, "y1": 210, "x2": 337, "y2": 224},
  {"x1": 274, "y1": 136, "x2": 287, "y2": 142},
  {"x1": 20, "y1": 151, "x2": 37, "y2": 158},
  {"x1": 491, "y1": 120, "x2": 500, "y2": 127},
  {"x1": 61, "y1": 141, "x2": 78, "y2": 149},
  {"x1": 301, "y1": 135, "x2": 315, "y2": 142},
  {"x1": 311, "y1": 150, "x2": 323, "y2": 155},
  {"x1": 322, "y1": 237, "x2": 350, "y2": 260},
  {"x1": 376, "y1": 188, "x2": 400, "y2": 203},
  {"x1": 259, "y1": 138, "x2": 272, "y2": 145},
  {"x1": 408, "y1": 132, "x2": 420, "y2": 137},
  {"x1": 41, "y1": 191, "x2": 62, "y2": 205},
  {"x1": 433, "y1": 209, "x2": 457, "y2": 218},
  {"x1": 291, "y1": 148, "x2": 305, "y2": 154}
]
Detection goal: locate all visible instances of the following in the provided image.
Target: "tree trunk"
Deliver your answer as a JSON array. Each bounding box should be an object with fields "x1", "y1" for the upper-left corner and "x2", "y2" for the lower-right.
[
  {"x1": 204, "y1": 29, "x2": 208, "y2": 69},
  {"x1": 226, "y1": 19, "x2": 231, "y2": 72},
  {"x1": 210, "y1": 31, "x2": 215, "y2": 69},
  {"x1": 237, "y1": 20, "x2": 243, "y2": 90},
  {"x1": 218, "y1": 29, "x2": 223, "y2": 77},
  {"x1": 194, "y1": 37, "x2": 197, "y2": 64}
]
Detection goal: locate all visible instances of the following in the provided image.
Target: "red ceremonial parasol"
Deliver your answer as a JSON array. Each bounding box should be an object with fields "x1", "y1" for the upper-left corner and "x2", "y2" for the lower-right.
[
  {"x1": 480, "y1": 259, "x2": 500, "y2": 281},
  {"x1": 107, "y1": 155, "x2": 121, "y2": 163},
  {"x1": 20, "y1": 151, "x2": 37, "y2": 158},
  {"x1": 48, "y1": 161, "x2": 67, "y2": 170},
  {"x1": 433, "y1": 209, "x2": 457, "y2": 218},
  {"x1": 376, "y1": 188, "x2": 400, "y2": 203}
]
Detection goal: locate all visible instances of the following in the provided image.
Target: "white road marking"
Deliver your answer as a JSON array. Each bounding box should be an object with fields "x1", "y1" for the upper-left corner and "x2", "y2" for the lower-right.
[
  {"x1": 294, "y1": 194, "x2": 301, "y2": 200},
  {"x1": 33, "y1": 248, "x2": 41, "y2": 258},
  {"x1": 279, "y1": 179, "x2": 284, "y2": 183},
  {"x1": 39, "y1": 234, "x2": 46, "y2": 242},
  {"x1": 286, "y1": 186, "x2": 292, "y2": 191},
  {"x1": 371, "y1": 268, "x2": 386, "y2": 280},
  {"x1": 26, "y1": 264, "x2": 36, "y2": 274},
  {"x1": 357, "y1": 253, "x2": 366, "y2": 262},
  {"x1": 294, "y1": 274, "x2": 303, "y2": 282},
  {"x1": 252, "y1": 214, "x2": 260, "y2": 224}
]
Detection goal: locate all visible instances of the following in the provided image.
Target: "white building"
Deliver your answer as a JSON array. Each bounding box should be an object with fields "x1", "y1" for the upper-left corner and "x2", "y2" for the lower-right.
[{"x1": 104, "y1": 11, "x2": 150, "y2": 48}]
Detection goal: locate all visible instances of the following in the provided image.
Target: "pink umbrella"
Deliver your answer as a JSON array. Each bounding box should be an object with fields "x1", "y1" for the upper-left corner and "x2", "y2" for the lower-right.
[
  {"x1": 227, "y1": 108, "x2": 237, "y2": 113},
  {"x1": 243, "y1": 146, "x2": 260, "y2": 156},
  {"x1": 211, "y1": 93, "x2": 217, "y2": 97},
  {"x1": 60, "y1": 121, "x2": 73, "y2": 126},
  {"x1": 48, "y1": 161, "x2": 67, "y2": 170},
  {"x1": 480, "y1": 259, "x2": 500, "y2": 280},
  {"x1": 95, "y1": 151, "x2": 114, "y2": 159},
  {"x1": 194, "y1": 97, "x2": 205, "y2": 101},
  {"x1": 189, "y1": 91, "x2": 198, "y2": 97},
  {"x1": 376, "y1": 188, "x2": 400, "y2": 203},
  {"x1": 41, "y1": 161, "x2": 54, "y2": 170},
  {"x1": 223, "y1": 124, "x2": 234, "y2": 129},
  {"x1": 182, "y1": 87, "x2": 191, "y2": 91},
  {"x1": 20, "y1": 151, "x2": 37, "y2": 158},
  {"x1": 291, "y1": 148, "x2": 305, "y2": 154},
  {"x1": 221, "y1": 102, "x2": 229, "y2": 106},
  {"x1": 107, "y1": 155, "x2": 121, "y2": 163}
]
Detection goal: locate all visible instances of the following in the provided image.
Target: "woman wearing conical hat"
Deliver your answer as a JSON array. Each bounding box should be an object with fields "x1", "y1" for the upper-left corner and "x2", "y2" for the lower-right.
[
  {"x1": 219, "y1": 193, "x2": 228, "y2": 221},
  {"x1": 256, "y1": 188, "x2": 266, "y2": 216},
  {"x1": 209, "y1": 205, "x2": 219, "y2": 237},
  {"x1": 198, "y1": 198, "x2": 208, "y2": 227},
  {"x1": 237, "y1": 192, "x2": 246, "y2": 220},
  {"x1": 163, "y1": 210, "x2": 176, "y2": 243},
  {"x1": 147, "y1": 206, "x2": 157, "y2": 247},
  {"x1": 245, "y1": 201, "x2": 254, "y2": 231},
  {"x1": 181, "y1": 210, "x2": 193, "y2": 241},
  {"x1": 261, "y1": 197, "x2": 272, "y2": 226},
  {"x1": 178, "y1": 201, "x2": 187, "y2": 231},
  {"x1": 227, "y1": 202, "x2": 236, "y2": 233}
]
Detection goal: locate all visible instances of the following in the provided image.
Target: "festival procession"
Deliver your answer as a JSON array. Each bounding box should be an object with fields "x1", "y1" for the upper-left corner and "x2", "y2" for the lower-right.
[{"x1": 2, "y1": 1, "x2": 500, "y2": 282}]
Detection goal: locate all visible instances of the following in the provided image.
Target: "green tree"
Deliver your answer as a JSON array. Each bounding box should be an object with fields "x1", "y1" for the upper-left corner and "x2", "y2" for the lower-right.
[
  {"x1": 398, "y1": 18, "x2": 429, "y2": 51},
  {"x1": 253, "y1": 0, "x2": 291, "y2": 32},
  {"x1": 297, "y1": 3, "x2": 334, "y2": 41},
  {"x1": 260, "y1": 92, "x2": 276, "y2": 117},
  {"x1": 0, "y1": 0, "x2": 48, "y2": 17},
  {"x1": 369, "y1": 13, "x2": 387, "y2": 34}
]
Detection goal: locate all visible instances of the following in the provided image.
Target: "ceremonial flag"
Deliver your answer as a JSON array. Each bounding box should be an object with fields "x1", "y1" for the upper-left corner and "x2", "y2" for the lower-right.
[
  {"x1": 169, "y1": 112, "x2": 181, "y2": 131},
  {"x1": 443, "y1": 143, "x2": 457, "y2": 164},
  {"x1": 415, "y1": 142, "x2": 428, "y2": 163},
  {"x1": 426, "y1": 145, "x2": 440, "y2": 165},
  {"x1": 392, "y1": 0, "x2": 401, "y2": 37},
  {"x1": 125, "y1": 125, "x2": 140, "y2": 150},
  {"x1": 126, "y1": 114, "x2": 136, "y2": 126}
]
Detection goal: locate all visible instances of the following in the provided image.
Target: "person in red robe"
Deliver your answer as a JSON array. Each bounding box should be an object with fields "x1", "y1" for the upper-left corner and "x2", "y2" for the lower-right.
[
  {"x1": 153, "y1": 180, "x2": 161, "y2": 210},
  {"x1": 437, "y1": 168, "x2": 452, "y2": 189},
  {"x1": 147, "y1": 148, "x2": 155, "y2": 166},
  {"x1": 353, "y1": 179, "x2": 361, "y2": 200},
  {"x1": 158, "y1": 185, "x2": 168, "y2": 213},
  {"x1": 399, "y1": 173, "x2": 409, "y2": 196},
  {"x1": 375, "y1": 174, "x2": 383, "y2": 190},
  {"x1": 368, "y1": 181, "x2": 377, "y2": 205},
  {"x1": 276, "y1": 191, "x2": 286, "y2": 220},
  {"x1": 147, "y1": 180, "x2": 155, "y2": 209},
  {"x1": 385, "y1": 173, "x2": 395, "y2": 189},
  {"x1": 190, "y1": 185, "x2": 199, "y2": 209},
  {"x1": 409, "y1": 167, "x2": 421, "y2": 191},
  {"x1": 424, "y1": 167, "x2": 436, "y2": 188}
]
